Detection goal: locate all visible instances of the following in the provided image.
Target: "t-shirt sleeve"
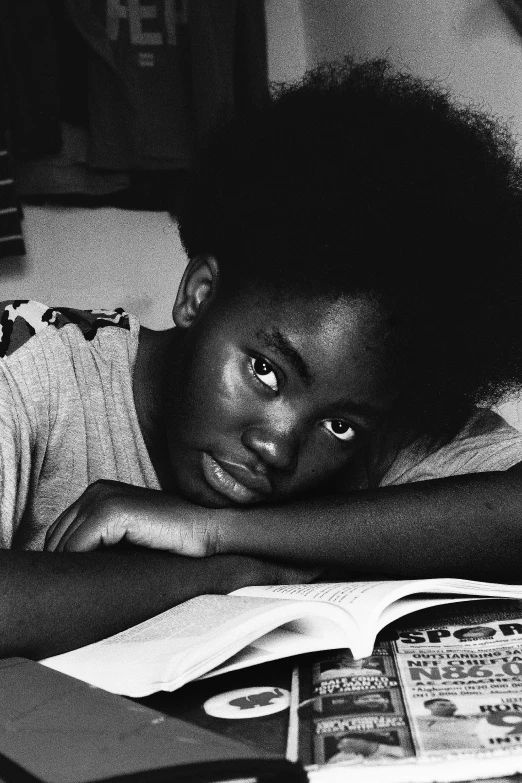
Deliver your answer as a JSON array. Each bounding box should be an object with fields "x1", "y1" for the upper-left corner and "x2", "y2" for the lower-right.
[
  {"x1": 380, "y1": 409, "x2": 522, "y2": 486},
  {"x1": 0, "y1": 300, "x2": 135, "y2": 549},
  {"x1": 0, "y1": 300, "x2": 130, "y2": 358}
]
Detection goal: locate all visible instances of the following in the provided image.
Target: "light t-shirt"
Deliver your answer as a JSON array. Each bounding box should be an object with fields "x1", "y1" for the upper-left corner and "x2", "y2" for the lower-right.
[
  {"x1": 0, "y1": 300, "x2": 521, "y2": 551},
  {"x1": 380, "y1": 408, "x2": 522, "y2": 486},
  {"x1": 0, "y1": 301, "x2": 159, "y2": 550}
]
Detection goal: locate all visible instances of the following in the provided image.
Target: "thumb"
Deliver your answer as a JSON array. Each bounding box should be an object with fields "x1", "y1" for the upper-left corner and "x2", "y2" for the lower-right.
[{"x1": 275, "y1": 562, "x2": 324, "y2": 584}]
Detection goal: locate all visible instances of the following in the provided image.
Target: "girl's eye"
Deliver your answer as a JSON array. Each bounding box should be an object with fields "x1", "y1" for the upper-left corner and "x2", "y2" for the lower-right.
[
  {"x1": 251, "y1": 356, "x2": 278, "y2": 391},
  {"x1": 323, "y1": 419, "x2": 356, "y2": 443}
]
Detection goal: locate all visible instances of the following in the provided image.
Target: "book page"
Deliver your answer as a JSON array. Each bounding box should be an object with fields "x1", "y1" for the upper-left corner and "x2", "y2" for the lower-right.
[
  {"x1": 95, "y1": 594, "x2": 269, "y2": 644},
  {"x1": 232, "y1": 580, "x2": 522, "y2": 632},
  {"x1": 42, "y1": 595, "x2": 289, "y2": 697},
  {"x1": 233, "y1": 581, "x2": 406, "y2": 608},
  {"x1": 232, "y1": 581, "x2": 412, "y2": 630},
  {"x1": 201, "y1": 623, "x2": 354, "y2": 680},
  {"x1": 41, "y1": 580, "x2": 522, "y2": 699},
  {"x1": 41, "y1": 594, "x2": 356, "y2": 698}
]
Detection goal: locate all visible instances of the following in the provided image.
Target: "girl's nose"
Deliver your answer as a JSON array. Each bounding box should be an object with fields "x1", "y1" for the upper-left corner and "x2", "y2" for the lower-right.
[{"x1": 241, "y1": 423, "x2": 299, "y2": 472}]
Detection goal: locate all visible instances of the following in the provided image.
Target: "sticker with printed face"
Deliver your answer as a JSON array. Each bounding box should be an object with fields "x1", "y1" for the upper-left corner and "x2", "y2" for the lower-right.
[{"x1": 203, "y1": 686, "x2": 291, "y2": 719}]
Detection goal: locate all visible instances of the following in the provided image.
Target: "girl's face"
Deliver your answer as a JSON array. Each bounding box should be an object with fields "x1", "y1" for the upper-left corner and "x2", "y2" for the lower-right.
[{"x1": 165, "y1": 269, "x2": 399, "y2": 508}]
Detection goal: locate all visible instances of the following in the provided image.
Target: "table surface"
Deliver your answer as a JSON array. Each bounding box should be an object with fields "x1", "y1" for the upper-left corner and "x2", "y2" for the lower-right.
[{"x1": 139, "y1": 658, "x2": 293, "y2": 758}]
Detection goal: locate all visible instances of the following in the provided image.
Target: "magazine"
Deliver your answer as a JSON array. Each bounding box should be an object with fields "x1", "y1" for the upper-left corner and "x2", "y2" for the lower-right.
[
  {"x1": 41, "y1": 578, "x2": 522, "y2": 698},
  {"x1": 294, "y1": 602, "x2": 522, "y2": 782}
]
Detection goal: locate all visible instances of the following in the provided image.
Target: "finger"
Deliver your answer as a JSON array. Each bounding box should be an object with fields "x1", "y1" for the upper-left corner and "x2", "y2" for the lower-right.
[
  {"x1": 278, "y1": 562, "x2": 323, "y2": 584},
  {"x1": 50, "y1": 503, "x2": 145, "y2": 553},
  {"x1": 58, "y1": 508, "x2": 127, "y2": 552},
  {"x1": 100, "y1": 515, "x2": 182, "y2": 553},
  {"x1": 44, "y1": 500, "x2": 84, "y2": 551},
  {"x1": 46, "y1": 498, "x2": 109, "y2": 552}
]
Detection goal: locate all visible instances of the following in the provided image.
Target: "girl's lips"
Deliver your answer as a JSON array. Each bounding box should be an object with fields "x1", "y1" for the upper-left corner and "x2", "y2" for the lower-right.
[{"x1": 201, "y1": 452, "x2": 265, "y2": 504}]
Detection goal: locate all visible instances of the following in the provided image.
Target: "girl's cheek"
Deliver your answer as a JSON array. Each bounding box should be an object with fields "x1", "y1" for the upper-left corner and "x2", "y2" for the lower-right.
[
  {"x1": 217, "y1": 356, "x2": 258, "y2": 417},
  {"x1": 217, "y1": 361, "x2": 236, "y2": 402},
  {"x1": 299, "y1": 437, "x2": 355, "y2": 483}
]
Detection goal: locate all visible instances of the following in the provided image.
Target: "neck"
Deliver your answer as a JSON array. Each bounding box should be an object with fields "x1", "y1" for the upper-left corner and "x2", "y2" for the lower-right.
[{"x1": 133, "y1": 325, "x2": 180, "y2": 490}]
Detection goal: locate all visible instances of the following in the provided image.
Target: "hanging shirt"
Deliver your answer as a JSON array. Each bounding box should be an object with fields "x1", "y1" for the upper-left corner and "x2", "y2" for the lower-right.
[
  {"x1": 64, "y1": 0, "x2": 269, "y2": 171},
  {"x1": 65, "y1": 0, "x2": 193, "y2": 171}
]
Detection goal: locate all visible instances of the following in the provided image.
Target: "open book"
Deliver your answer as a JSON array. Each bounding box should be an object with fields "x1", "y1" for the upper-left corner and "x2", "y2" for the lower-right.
[{"x1": 41, "y1": 578, "x2": 522, "y2": 698}]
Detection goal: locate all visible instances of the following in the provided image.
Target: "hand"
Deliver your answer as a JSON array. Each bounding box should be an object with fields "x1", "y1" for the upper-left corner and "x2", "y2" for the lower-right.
[
  {"x1": 221, "y1": 555, "x2": 324, "y2": 589},
  {"x1": 45, "y1": 480, "x2": 221, "y2": 556}
]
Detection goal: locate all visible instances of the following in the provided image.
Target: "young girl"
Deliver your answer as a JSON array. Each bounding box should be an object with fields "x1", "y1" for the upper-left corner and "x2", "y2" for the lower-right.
[{"x1": 5, "y1": 58, "x2": 522, "y2": 658}]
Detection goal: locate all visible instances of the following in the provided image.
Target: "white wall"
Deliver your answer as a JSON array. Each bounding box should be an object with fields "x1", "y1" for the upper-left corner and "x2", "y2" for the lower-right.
[
  {"x1": 265, "y1": 0, "x2": 522, "y2": 143},
  {"x1": 301, "y1": 0, "x2": 522, "y2": 143},
  {"x1": 265, "y1": 0, "x2": 307, "y2": 83},
  {"x1": 0, "y1": 207, "x2": 186, "y2": 330}
]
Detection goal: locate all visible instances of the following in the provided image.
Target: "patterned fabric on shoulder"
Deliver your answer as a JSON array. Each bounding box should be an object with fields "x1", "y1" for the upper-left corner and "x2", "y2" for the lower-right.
[{"x1": 0, "y1": 300, "x2": 130, "y2": 358}]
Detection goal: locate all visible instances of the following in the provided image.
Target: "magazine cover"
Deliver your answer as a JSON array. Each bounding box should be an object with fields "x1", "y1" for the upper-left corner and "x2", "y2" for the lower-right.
[
  {"x1": 297, "y1": 644, "x2": 413, "y2": 767},
  {"x1": 295, "y1": 600, "x2": 522, "y2": 781}
]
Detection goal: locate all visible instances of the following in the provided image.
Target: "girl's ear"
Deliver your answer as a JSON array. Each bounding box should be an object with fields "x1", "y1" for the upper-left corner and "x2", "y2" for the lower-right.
[{"x1": 172, "y1": 255, "x2": 220, "y2": 328}]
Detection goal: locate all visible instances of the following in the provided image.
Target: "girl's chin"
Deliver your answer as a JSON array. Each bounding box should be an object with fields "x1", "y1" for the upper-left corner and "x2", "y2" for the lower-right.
[{"x1": 176, "y1": 480, "x2": 238, "y2": 509}]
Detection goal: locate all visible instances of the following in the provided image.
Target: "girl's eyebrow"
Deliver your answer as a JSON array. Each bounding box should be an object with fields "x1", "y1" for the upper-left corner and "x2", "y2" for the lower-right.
[{"x1": 256, "y1": 328, "x2": 312, "y2": 384}]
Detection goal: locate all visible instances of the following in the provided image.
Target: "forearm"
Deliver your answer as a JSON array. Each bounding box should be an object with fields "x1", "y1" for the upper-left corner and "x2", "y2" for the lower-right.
[
  {"x1": 219, "y1": 471, "x2": 522, "y2": 582},
  {"x1": 0, "y1": 550, "x2": 290, "y2": 659}
]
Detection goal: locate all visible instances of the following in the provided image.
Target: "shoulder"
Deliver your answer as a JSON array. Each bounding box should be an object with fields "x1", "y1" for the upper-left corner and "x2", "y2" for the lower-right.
[
  {"x1": 0, "y1": 300, "x2": 132, "y2": 359},
  {"x1": 381, "y1": 408, "x2": 522, "y2": 485}
]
